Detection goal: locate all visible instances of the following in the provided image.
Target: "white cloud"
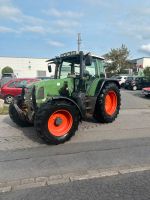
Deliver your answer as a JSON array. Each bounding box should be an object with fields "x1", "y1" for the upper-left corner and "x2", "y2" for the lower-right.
[
  {"x1": 0, "y1": 1, "x2": 45, "y2": 25},
  {"x1": 0, "y1": 0, "x2": 11, "y2": 6},
  {"x1": 134, "y1": 7, "x2": 150, "y2": 16},
  {"x1": 42, "y1": 8, "x2": 82, "y2": 35},
  {"x1": 21, "y1": 15, "x2": 45, "y2": 26},
  {"x1": 0, "y1": 0, "x2": 11, "y2": 3},
  {"x1": 140, "y1": 44, "x2": 150, "y2": 55},
  {"x1": 43, "y1": 8, "x2": 83, "y2": 18},
  {"x1": 82, "y1": 0, "x2": 113, "y2": 7},
  {"x1": 20, "y1": 26, "x2": 46, "y2": 34},
  {"x1": 55, "y1": 19, "x2": 79, "y2": 29},
  {"x1": 0, "y1": 5, "x2": 22, "y2": 21},
  {"x1": 0, "y1": 26, "x2": 16, "y2": 33},
  {"x1": 115, "y1": 4, "x2": 150, "y2": 41},
  {"x1": 0, "y1": 1, "x2": 80, "y2": 36},
  {"x1": 48, "y1": 40, "x2": 65, "y2": 47}
]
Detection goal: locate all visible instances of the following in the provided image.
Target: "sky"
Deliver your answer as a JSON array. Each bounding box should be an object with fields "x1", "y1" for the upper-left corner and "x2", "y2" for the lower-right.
[{"x1": 0, "y1": 0, "x2": 150, "y2": 59}]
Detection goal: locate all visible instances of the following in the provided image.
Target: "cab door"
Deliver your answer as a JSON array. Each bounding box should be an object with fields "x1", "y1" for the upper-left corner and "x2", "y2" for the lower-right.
[{"x1": 85, "y1": 58, "x2": 105, "y2": 96}]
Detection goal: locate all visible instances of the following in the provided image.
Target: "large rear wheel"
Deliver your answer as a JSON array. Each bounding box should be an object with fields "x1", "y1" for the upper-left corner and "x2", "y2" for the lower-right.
[
  {"x1": 35, "y1": 100, "x2": 79, "y2": 144},
  {"x1": 94, "y1": 83, "x2": 121, "y2": 123}
]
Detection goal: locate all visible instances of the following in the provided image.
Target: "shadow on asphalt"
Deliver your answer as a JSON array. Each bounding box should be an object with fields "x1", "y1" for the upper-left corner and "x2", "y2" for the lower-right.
[
  {"x1": 2, "y1": 115, "x2": 100, "y2": 145},
  {"x1": 2, "y1": 116, "x2": 45, "y2": 145}
]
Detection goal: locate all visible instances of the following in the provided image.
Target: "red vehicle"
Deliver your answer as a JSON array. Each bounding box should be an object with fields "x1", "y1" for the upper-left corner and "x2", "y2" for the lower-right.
[
  {"x1": 0, "y1": 78, "x2": 39, "y2": 104},
  {"x1": 142, "y1": 87, "x2": 150, "y2": 97}
]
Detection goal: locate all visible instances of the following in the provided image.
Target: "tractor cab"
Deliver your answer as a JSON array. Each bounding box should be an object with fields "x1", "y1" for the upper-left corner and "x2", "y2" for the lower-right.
[{"x1": 47, "y1": 51, "x2": 106, "y2": 96}]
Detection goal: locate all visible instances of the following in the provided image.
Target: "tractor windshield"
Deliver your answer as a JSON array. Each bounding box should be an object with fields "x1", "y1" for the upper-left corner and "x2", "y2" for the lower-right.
[
  {"x1": 59, "y1": 55, "x2": 80, "y2": 79},
  {"x1": 60, "y1": 61, "x2": 80, "y2": 79}
]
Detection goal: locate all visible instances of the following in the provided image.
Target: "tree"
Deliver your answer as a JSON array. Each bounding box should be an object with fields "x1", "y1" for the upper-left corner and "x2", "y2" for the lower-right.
[
  {"x1": 104, "y1": 44, "x2": 131, "y2": 75},
  {"x1": 143, "y1": 67, "x2": 150, "y2": 80},
  {"x1": 1, "y1": 66, "x2": 13, "y2": 75}
]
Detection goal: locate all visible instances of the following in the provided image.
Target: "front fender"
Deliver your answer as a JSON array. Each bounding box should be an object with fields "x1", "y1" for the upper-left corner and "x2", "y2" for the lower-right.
[{"x1": 51, "y1": 96, "x2": 83, "y2": 119}]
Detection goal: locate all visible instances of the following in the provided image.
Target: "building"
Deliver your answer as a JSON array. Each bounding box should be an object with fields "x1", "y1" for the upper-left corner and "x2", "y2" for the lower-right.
[
  {"x1": 130, "y1": 57, "x2": 150, "y2": 75},
  {"x1": 135, "y1": 57, "x2": 150, "y2": 69},
  {"x1": 0, "y1": 56, "x2": 55, "y2": 78}
]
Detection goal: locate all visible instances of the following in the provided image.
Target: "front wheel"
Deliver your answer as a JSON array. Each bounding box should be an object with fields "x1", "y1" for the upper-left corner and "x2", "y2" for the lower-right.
[
  {"x1": 121, "y1": 83, "x2": 125, "y2": 88},
  {"x1": 9, "y1": 103, "x2": 32, "y2": 127},
  {"x1": 94, "y1": 83, "x2": 121, "y2": 123},
  {"x1": 35, "y1": 100, "x2": 79, "y2": 144},
  {"x1": 132, "y1": 86, "x2": 137, "y2": 91}
]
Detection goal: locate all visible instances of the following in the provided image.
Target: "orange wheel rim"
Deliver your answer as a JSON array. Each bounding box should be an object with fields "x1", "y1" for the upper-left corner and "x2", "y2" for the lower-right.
[
  {"x1": 105, "y1": 91, "x2": 117, "y2": 115},
  {"x1": 48, "y1": 110, "x2": 73, "y2": 137}
]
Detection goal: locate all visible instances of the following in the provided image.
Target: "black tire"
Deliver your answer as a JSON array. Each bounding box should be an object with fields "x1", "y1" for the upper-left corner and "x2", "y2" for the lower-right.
[
  {"x1": 145, "y1": 94, "x2": 150, "y2": 98},
  {"x1": 34, "y1": 100, "x2": 80, "y2": 145},
  {"x1": 132, "y1": 85, "x2": 137, "y2": 91},
  {"x1": 121, "y1": 83, "x2": 125, "y2": 88},
  {"x1": 5, "y1": 95, "x2": 14, "y2": 104},
  {"x1": 9, "y1": 102, "x2": 32, "y2": 127},
  {"x1": 94, "y1": 83, "x2": 121, "y2": 123}
]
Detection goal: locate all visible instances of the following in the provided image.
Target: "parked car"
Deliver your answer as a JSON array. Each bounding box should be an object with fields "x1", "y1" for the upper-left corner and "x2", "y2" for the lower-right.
[
  {"x1": 0, "y1": 78, "x2": 39, "y2": 104},
  {"x1": 142, "y1": 87, "x2": 150, "y2": 97},
  {"x1": 0, "y1": 73, "x2": 17, "y2": 87},
  {"x1": 111, "y1": 75, "x2": 129, "y2": 87},
  {"x1": 125, "y1": 76, "x2": 150, "y2": 91},
  {"x1": 1, "y1": 73, "x2": 16, "y2": 78},
  {"x1": 119, "y1": 75, "x2": 129, "y2": 87},
  {"x1": 124, "y1": 76, "x2": 136, "y2": 89}
]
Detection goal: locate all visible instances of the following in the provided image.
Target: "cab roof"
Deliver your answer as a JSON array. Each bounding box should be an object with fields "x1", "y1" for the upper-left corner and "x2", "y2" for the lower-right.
[{"x1": 47, "y1": 51, "x2": 104, "y2": 62}]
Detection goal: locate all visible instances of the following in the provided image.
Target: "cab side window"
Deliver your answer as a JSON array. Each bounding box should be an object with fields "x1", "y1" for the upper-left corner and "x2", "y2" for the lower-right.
[
  {"x1": 96, "y1": 59, "x2": 105, "y2": 78},
  {"x1": 60, "y1": 62, "x2": 71, "y2": 79},
  {"x1": 85, "y1": 58, "x2": 98, "y2": 77}
]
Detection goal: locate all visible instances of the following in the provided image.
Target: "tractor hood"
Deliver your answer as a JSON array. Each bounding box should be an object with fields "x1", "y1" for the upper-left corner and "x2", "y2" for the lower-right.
[{"x1": 25, "y1": 78, "x2": 74, "y2": 103}]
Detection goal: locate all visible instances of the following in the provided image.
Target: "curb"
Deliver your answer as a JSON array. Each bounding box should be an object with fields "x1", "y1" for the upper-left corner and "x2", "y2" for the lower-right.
[{"x1": 1, "y1": 165, "x2": 150, "y2": 193}]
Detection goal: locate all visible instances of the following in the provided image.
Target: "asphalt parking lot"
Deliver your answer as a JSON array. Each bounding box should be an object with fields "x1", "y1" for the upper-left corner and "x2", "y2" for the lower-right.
[
  {"x1": 0, "y1": 89, "x2": 150, "y2": 151},
  {"x1": 121, "y1": 89, "x2": 150, "y2": 109}
]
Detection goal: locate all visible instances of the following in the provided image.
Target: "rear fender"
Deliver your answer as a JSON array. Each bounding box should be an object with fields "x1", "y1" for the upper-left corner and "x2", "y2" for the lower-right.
[{"x1": 96, "y1": 79, "x2": 120, "y2": 97}]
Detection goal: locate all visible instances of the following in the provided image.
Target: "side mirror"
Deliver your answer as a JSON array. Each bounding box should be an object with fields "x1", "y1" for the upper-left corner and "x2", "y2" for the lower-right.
[
  {"x1": 85, "y1": 55, "x2": 92, "y2": 66},
  {"x1": 48, "y1": 64, "x2": 52, "y2": 72}
]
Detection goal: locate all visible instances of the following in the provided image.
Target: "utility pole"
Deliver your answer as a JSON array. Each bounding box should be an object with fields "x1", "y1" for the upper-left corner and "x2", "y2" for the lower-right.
[{"x1": 77, "y1": 33, "x2": 82, "y2": 52}]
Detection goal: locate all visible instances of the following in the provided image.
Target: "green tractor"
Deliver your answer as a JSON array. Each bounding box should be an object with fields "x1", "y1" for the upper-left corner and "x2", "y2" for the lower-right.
[{"x1": 9, "y1": 51, "x2": 121, "y2": 144}]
